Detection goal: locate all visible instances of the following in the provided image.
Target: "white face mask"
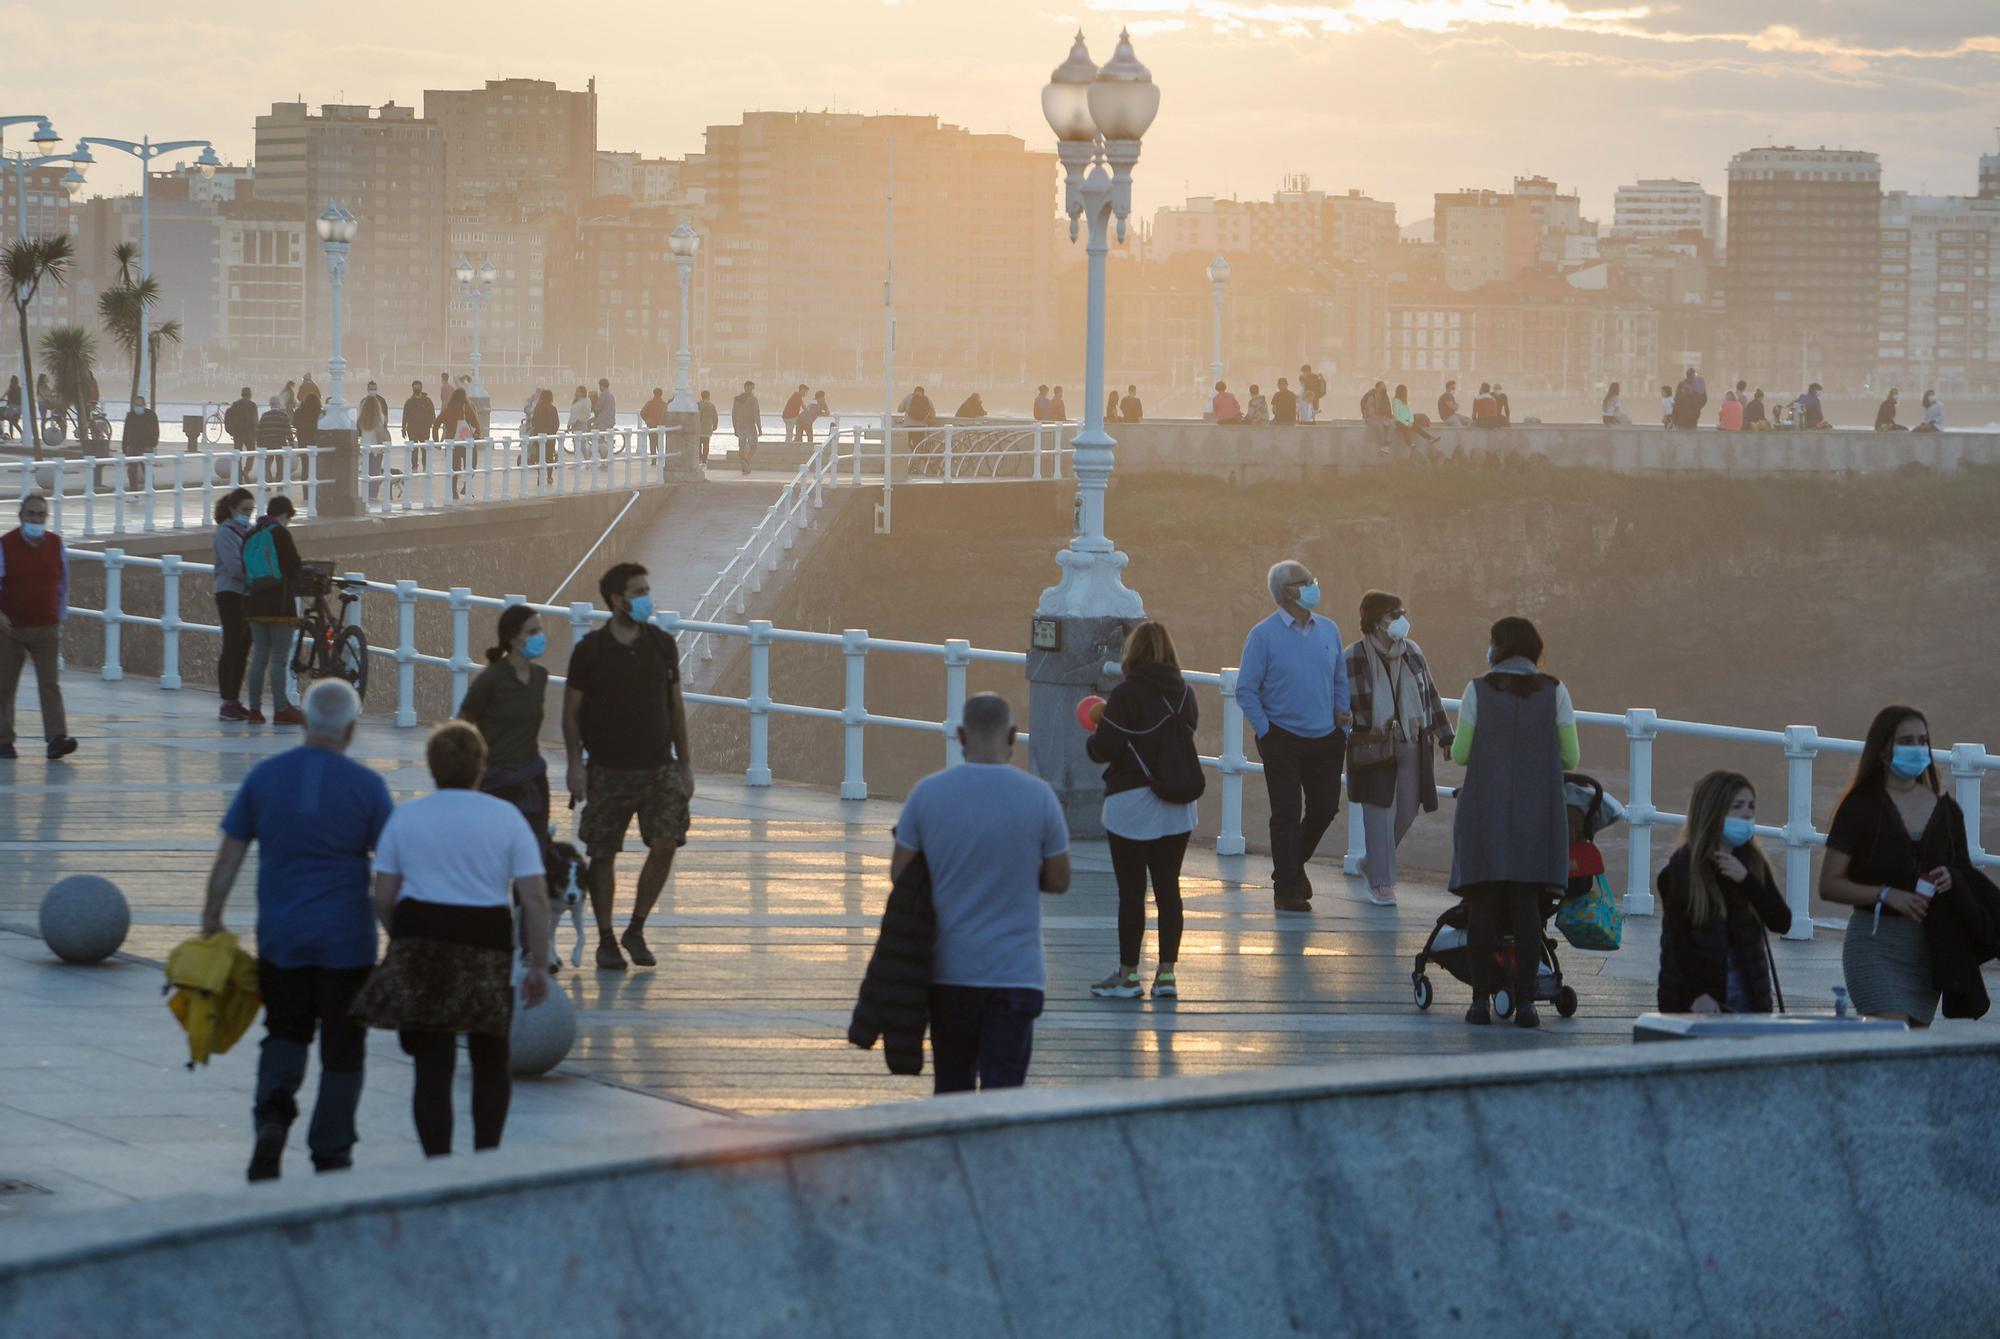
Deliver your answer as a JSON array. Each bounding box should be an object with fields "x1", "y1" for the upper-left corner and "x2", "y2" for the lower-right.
[{"x1": 1385, "y1": 614, "x2": 1411, "y2": 642}]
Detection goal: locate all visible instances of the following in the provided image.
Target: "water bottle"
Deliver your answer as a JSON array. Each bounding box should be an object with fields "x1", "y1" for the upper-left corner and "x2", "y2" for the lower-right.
[{"x1": 1832, "y1": 985, "x2": 1850, "y2": 1019}]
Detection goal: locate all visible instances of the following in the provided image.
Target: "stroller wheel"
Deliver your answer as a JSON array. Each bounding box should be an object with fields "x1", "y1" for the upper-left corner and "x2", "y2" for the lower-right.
[
  {"x1": 1413, "y1": 975, "x2": 1434, "y2": 1011},
  {"x1": 1493, "y1": 987, "x2": 1515, "y2": 1020},
  {"x1": 1556, "y1": 985, "x2": 1579, "y2": 1018}
]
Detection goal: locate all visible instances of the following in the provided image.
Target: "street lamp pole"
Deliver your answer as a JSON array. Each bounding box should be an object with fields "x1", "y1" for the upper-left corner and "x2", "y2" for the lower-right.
[
  {"x1": 74, "y1": 137, "x2": 219, "y2": 400},
  {"x1": 316, "y1": 203, "x2": 359, "y2": 430},
  {"x1": 667, "y1": 223, "x2": 699, "y2": 413},
  {"x1": 456, "y1": 256, "x2": 496, "y2": 405},
  {"x1": 1206, "y1": 253, "x2": 1230, "y2": 403}
]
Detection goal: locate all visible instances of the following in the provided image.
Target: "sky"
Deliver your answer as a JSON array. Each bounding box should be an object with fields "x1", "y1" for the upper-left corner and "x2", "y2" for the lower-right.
[{"x1": 17, "y1": 1, "x2": 2000, "y2": 225}]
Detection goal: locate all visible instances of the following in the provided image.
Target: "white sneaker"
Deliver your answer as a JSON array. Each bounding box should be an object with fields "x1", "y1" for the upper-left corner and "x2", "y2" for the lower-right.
[{"x1": 1365, "y1": 886, "x2": 1398, "y2": 906}]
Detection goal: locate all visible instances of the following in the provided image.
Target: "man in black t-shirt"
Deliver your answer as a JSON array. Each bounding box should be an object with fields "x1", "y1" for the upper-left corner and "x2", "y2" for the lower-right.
[{"x1": 562, "y1": 561, "x2": 695, "y2": 971}]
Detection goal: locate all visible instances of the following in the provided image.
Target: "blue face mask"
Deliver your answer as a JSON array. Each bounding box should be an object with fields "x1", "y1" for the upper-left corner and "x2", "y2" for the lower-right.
[
  {"x1": 1889, "y1": 744, "x2": 1931, "y2": 779},
  {"x1": 626, "y1": 594, "x2": 655, "y2": 624},
  {"x1": 1720, "y1": 816, "x2": 1757, "y2": 848},
  {"x1": 20, "y1": 521, "x2": 45, "y2": 542},
  {"x1": 522, "y1": 632, "x2": 548, "y2": 660},
  {"x1": 1485, "y1": 646, "x2": 1495, "y2": 667},
  {"x1": 1295, "y1": 582, "x2": 1321, "y2": 610}
]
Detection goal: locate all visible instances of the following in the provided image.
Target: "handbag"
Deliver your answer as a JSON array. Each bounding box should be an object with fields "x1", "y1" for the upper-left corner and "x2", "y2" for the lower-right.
[
  {"x1": 1348, "y1": 647, "x2": 1405, "y2": 770},
  {"x1": 1555, "y1": 873, "x2": 1623, "y2": 951}
]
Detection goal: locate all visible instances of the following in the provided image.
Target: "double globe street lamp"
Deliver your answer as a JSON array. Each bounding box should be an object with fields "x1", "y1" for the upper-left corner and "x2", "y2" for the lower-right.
[
  {"x1": 455, "y1": 255, "x2": 498, "y2": 406},
  {"x1": 315, "y1": 203, "x2": 359, "y2": 430}
]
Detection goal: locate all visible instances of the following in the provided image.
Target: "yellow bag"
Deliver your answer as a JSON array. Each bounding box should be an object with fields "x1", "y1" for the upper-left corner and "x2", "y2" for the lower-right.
[{"x1": 164, "y1": 931, "x2": 263, "y2": 1068}]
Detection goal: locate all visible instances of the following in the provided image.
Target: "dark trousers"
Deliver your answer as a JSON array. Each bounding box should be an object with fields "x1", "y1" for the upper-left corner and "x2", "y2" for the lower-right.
[
  {"x1": 1256, "y1": 726, "x2": 1345, "y2": 895},
  {"x1": 1107, "y1": 829, "x2": 1190, "y2": 965},
  {"x1": 215, "y1": 591, "x2": 250, "y2": 701},
  {"x1": 1464, "y1": 882, "x2": 1545, "y2": 1002},
  {"x1": 253, "y1": 962, "x2": 371, "y2": 1168},
  {"x1": 401, "y1": 1030, "x2": 512, "y2": 1155},
  {"x1": 928, "y1": 985, "x2": 1042, "y2": 1095}
]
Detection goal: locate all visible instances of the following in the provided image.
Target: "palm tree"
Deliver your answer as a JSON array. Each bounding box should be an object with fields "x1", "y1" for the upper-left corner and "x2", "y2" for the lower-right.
[
  {"x1": 97, "y1": 242, "x2": 158, "y2": 405},
  {"x1": 147, "y1": 319, "x2": 181, "y2": 409},
  {"x1": 3, "y1": 235, "x2": 74, "y2": 459},
  {"x1": 39, "y1": 326, "x2": 97, "y2": 442}
]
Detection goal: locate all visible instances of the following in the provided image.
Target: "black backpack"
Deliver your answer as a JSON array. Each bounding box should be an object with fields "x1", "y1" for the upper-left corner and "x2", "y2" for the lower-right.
[{"x1": 1118, "y1": 686, "x2": 1206, "y2": 805}]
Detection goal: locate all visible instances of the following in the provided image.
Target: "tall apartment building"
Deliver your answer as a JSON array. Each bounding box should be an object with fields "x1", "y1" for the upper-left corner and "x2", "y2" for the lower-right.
[
  {"x1": 1723, "y1": 146, "x2": 1881, "y2": 389},
  {"x1": 1980, "y1": 140, "x2": 2000, "y2": 200},
  {"x1": 547, "y1": 207, "x2": 692, "y2": 380},
  {"x1": 424, "y1": 78, "x2": 597, "y2": 217},
  {"x1": 216, "y1": 199, "x2": 308, "y2": 357},
  {"x1": 253, "y1": 101, "x2": 448, "y2": 368},
  {"x1": 447, "y1": 210, "x2": 575, "y2": 375},
  {"x1": 693, "y1": 112, "x2": 1055, "y2": 386},
  {"x1": 1877, "y1": 191, "x2": 2000, "y2": 395},
  {"x1": 1611, "y1": 179, "x2": 1721, "y2": 246},
  {"x1": 1150, "y1": 179, "x2": 1398, "y2": 269},
  {"x1": 1433, "y1": 189, "x2": 1537, "y2": 291}
]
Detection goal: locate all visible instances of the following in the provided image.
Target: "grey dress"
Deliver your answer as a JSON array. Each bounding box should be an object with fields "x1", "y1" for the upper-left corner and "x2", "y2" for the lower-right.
[{"x1": 1449, "y1": 670, "x2": 1568, "y2": 892}]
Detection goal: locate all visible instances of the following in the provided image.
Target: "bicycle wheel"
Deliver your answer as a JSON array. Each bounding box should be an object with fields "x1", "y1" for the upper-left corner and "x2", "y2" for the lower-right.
[
  {"x1": 290, "y1": 616, "x2": 323, "y2": 678},
  {"x1": 336, "y1": 626, "x2": 369, "y2": 702},
  {"x1": 205, "y1": 407, "x2": 224, "y2": 445},
  {"x1": 41, "y1": 414, "x2": 66, "y2": 447}
]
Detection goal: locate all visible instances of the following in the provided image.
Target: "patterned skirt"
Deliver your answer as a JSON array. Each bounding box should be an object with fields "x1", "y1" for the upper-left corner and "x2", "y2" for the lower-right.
[
  {"x1": 1841, "y1": 908, "x2": 1938, "y2": 1025},
  {"x1": 351, "y1": 899, "x2": 515, "y2": 1037}
]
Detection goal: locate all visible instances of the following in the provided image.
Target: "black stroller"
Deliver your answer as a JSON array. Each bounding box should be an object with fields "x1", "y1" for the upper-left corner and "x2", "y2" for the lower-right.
[{"x1": 1411, "y1": 773, "x2": 1623, "y2": 1020}]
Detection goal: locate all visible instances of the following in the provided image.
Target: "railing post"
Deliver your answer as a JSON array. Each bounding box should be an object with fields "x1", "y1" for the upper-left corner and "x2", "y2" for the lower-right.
[
  {"x1": 942, "y1": 425, "x2": 955, "y2": 482},
  {"x1": 447, "y1": 586, "x2": 473, "y2": 713},
  {"x1": 1217, "y1": 668, "x2": 1247, "y2": 855},
  {"x1": 109, "y1": 466, "x2": 124, "y2": 535},
  {"x1": 1033, "y1": 422, "x2": 1045, "y2": 480},
  {"x1": 1950, "y1": 742, "x2": 1988, "y2": 867},
  {"x1": 1623, "y1": 707, "x2": 1658, "y2": 916},
  {"x1": 158, "y1": 553, "x2": 183, "y2": 690},
  {"x1": 306, "y1": 444, "x2": 321, "y2": 518},
  {"x1": 746, "y1": 620, "x2": 774, "y2": 786},
  {"x1": 199, "y1": 451, "x2": 215, "y2": 529},
  {"x1": 568, "y1": 601, "x2": 596, "y2": 663},
  {"x1": 393, "y1": 579, "x2": 419, "y2": 727},
  {"x1": 142, "y1": 455, "x2": 158, "y2": 532},
  {"x1": 100, "y1": 547, "x2": 125, "y2": 681},
  {"x1": 943, "y1": 639, "x2": 970, "y2": 767},
  {"x1": 840, "y1": 628, "x2": 868, "y2": 799},
  {"x1": 852, "y1": 425, "x2": 864, "y2": 486},
  {"x1": 1781, "y1": 724, "x2": 1820, "y2": 940},
  {"x1": 169, "y1": 453, "x2": 185, "y2": 531}
]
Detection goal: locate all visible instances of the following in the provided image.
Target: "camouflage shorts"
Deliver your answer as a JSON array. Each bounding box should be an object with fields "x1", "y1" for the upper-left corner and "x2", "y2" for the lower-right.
[{"x1": 580, "y1": 762, "x2": 689, "y2": 858}]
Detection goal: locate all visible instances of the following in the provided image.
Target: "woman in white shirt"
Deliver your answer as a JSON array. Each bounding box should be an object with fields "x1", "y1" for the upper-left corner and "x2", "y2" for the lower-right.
[{"x1": 352, "y1": 722, "x2": 552, "y2": 1156}]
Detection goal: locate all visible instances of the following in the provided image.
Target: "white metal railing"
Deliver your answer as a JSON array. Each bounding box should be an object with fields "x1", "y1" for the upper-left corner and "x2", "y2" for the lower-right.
[
  {"x1": 53, "y1": 543, "x2": 2000, "y2": 942},
  {"x1": 680, "y1": 429, "x2": 843, "y2": 671},
  {"x1": 5, "y1": 444, "x2": 327, "y2": 538},
  {"x1": 837, "y1": 420, "x2": 1072, "y2": 485},
  {"x1": 360, "y1": 427, "x2": 681, "y2": 515}
]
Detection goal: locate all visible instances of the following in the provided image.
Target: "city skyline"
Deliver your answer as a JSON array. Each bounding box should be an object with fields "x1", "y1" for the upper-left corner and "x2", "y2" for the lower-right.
[{"x1": 21, "y1": 1, "x2": 2000, "y2": 223}]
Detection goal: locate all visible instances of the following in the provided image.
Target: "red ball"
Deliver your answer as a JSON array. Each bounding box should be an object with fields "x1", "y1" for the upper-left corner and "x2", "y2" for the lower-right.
[{"x1": 1076, "y1": 695, "x2": 1107, "y2": 731}]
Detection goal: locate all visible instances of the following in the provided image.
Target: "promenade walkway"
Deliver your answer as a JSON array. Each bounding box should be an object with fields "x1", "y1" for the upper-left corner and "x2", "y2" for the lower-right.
[{"x1": 4, "y1": 677, "x2": 1993, "y2": 1214}]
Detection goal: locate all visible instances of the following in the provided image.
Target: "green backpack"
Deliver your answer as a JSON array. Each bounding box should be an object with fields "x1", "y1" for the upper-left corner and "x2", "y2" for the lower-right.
[{"x1": 243, "y1": 524, "x2": 285, "y2": 594}]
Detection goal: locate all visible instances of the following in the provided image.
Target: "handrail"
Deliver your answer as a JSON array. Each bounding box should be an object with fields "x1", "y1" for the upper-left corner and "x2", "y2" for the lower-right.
[{"x1": 52, "y1": 542, "x2": 2000, "y2": 942}]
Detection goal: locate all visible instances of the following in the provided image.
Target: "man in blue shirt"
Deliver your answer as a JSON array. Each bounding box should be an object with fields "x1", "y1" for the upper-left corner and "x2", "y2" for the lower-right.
[
  {"x1": 200, "y1": 679, "x2": 394, "y2": 1181},
  {"x1": 1236, "y1": 560, "x2": 1352, "y2": 912},
  {"x1": 891, "y1": 693, "x2": 1071, "y2": 1094}
]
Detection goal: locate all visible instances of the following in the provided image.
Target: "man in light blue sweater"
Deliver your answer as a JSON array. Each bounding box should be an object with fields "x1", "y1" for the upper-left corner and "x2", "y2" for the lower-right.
[{"x1": 1236, "y1": 560, "x2": 1351, "y2": 912}]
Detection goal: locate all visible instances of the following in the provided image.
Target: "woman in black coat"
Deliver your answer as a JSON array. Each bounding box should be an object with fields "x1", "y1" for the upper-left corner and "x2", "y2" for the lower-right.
[
  {"x1": 242, "y1": 495, "x2": 303, "y2": 725},
  {"x1": 1656, "y1": 770, "x2": 1792, "y2": 1013},
  {"x1": 1085, "y1": 620, "x2": 1199, "y2": 1001}
]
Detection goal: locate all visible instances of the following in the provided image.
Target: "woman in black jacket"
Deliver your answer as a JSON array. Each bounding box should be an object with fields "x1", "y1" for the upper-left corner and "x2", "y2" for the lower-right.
[
  {"x1": 1656, "y1": 770, "x2": 1792, "y2": 1013},
  {"x1": 242, "y1": 495, "x2": 304, "y2": 726},
  {"x1": 1086, "y1": 621, "x2": 1199, "y2": 1001}
]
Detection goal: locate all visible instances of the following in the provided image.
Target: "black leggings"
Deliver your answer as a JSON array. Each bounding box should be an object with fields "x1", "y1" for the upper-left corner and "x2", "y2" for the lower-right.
[
  {"x1": 1107, "y1": 830, "x2": 1191, "y2": 965},
  {"x1": 401, "y1": 1030, "x2": 511, "y2": 1155},
  {"x1": 1465, "y1": 882, "x2": 1545, "y2": 1002},
  {"x1": 215, "y1": 591, "x2": 250, "y2": 701}
]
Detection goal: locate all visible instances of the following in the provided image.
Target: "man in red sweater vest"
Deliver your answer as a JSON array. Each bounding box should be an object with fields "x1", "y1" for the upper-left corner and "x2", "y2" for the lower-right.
[{"x1": 0, "y1": 494, "x2": 76, "y2": 760}]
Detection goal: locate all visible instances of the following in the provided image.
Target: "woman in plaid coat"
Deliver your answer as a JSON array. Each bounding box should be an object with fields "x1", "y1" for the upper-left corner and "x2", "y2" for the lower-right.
[{"x1": 1344, "y1": 590, "x2": 1454, "y2": 905}]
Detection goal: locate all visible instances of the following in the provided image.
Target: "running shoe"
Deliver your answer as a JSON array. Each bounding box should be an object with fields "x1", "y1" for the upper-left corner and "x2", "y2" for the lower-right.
[
  {"x1": 1151, "y1": 969, "x2": 1179, "y2": 999},
  {"x1": 1090, "y1": 970, "x2": 1142, "y2": 999}
]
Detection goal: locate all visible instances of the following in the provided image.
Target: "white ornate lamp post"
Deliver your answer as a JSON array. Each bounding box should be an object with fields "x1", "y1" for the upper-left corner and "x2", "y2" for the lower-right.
[
  {"x1": 1206, "y1": 252, "x2": 1229, "y2": 400},
  {"x1": 315, "y1": 203, "x2": 359, "y2": 429},
  {"x1": 1027, "y1": 29, "x2": 1160, "y2": 833},
  {"x1": 75, "y1": 136, "x2": 218, "y2": 395},
  {"x1": 456, "y1": 255, "x2": 497, "y2": 405},
  {"x1": 667, "y1": 222, "x2": 700, "y2": 413}
]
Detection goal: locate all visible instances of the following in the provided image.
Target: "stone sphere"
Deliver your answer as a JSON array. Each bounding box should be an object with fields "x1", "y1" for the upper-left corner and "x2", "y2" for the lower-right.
[
  {"x1": 39, "y1": 875, "x2": 131, "y2": 965},
  {"x1": 509, "y1": 978, "x2": 578, "y2": 1077}
]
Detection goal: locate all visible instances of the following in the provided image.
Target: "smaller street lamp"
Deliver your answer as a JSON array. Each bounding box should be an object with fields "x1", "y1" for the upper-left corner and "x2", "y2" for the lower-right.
[
  {"x1": 1205, "y1": 252, "x2": 1229, "y2": 403},
  {"x1": 315, "y1": 201, "x2": 359, "y2": 430},
  {"x1": 457, "y1": 254, "x2": 497, "y2": 403},
  {"x1": 667, "y1": 222, "x2": 700, "y2": 413}
]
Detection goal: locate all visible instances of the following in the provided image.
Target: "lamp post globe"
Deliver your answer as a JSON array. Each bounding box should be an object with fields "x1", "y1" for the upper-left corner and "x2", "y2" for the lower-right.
[
  {"x1": 668, "y1": 221, "x2": 699, "y2": 259},
  {"x1": 478, "y1": 259, "x2": 497, "y2": 288},
  {"x1": 195, "y1": 145, "x2": 220, "y2": 180},
  {"x1": 1086, "y1": 28, "x2": 1161, "y2": 142},
  {"x1": 454, "y1": 255, "x2": 474, "y2": 286},
  {"x1": 1041, "y1": 32, "x2": 1100, "y2": 143},
  {"x1": 58, "y1": 168, "x2": 83, "y2": 197},
  {"x1": 29, "y1": 118, "x2": 58, "y2": 149}
]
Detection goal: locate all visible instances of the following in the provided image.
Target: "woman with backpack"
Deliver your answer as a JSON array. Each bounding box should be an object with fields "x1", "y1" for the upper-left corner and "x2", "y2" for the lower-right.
[
  {"x1": 457, "y1": 604, "x2": 553, "y2": 842},
  {"x1": 211, "y1": 487, "x2": 257, "y2": 723},
  {"x1": 1344, "y1": 591, "x2": 1453, "y2": 907},
  {"x1": 1655, "y1": 770, "x2": 1791, "y2": 1014},
  {"x1": 242, "y1": 496, "x2": 303, "y2": 726},
  {"x1": 1085, "y1": 621, "x2": 1203, "y2": 1000}
]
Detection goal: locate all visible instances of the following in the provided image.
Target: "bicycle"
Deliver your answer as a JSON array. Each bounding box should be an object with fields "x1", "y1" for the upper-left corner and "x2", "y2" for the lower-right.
[
  {"x1": 289, "y1": 562, "x2": 370, "y2": 703},
  {"x1": 202, "y1": 401, "x2": 226, "y2": 445}
]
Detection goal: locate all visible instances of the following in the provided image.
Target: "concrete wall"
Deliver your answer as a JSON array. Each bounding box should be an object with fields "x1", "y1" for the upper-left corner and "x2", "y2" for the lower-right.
[
  {"x1": 1110, "y1": 420, "x2": 2000, "y2": 485},
  {"x1": 4, "y1": 1032, "x2": 1995, "y2": 1337}
]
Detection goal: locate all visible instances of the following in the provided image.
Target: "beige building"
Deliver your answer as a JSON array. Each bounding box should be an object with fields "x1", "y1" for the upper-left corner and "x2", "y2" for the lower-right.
[
  {"x1": 595, "y1": 151, "x2": 688, "y2": 205},
  {"x1": 1150, "y1": 179, "x2": 1398, "y2": 270},
  {"x1": 253, "y1": 101, "x2": 448, "y2": 370},
  {"x1": 1435, "y1": 177, "x2": 1593, "y2": 291},
  {"x1": 1383, "y1": 275, "x2": 1658, "y2": 400},
  {"x1": 1877, "y1": 191, "x2": 2000, "y2": 395},
  {"x1": 425, "y1": 78, "x2": 597, "y2": 218},
  {"x1": 216, "y1": 199, "x2": 308, "y2": 357},
  {"x1": 692, "y1": 111, "x2": 1056, "y2": 387}
]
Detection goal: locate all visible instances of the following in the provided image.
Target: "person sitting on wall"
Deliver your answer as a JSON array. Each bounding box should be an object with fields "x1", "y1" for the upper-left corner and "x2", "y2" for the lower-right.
[
  {"x1": 1211, "y1": 381, "x2": 1242, "y2": 425},
  {"x1": 1874, "y1": 388, "x2": 1907, "y2": 432}
]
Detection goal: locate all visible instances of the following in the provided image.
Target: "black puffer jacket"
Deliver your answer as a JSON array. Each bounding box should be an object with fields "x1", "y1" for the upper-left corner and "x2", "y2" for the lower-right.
[
  {"x1": 849, "y1": 851, "x2": 935, "y2": 1075},
  {"x1": 1655, "y1": 846, "x2": 1791, "y2": 1013},
  {"x1": 1086, "y1": 662, "x2": 1198, "y2": 798}
]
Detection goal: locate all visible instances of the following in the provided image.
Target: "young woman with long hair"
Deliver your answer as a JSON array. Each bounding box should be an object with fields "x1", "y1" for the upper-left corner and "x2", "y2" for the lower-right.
[
  {"x1": 1818, "y1": 705, "x2": 1973, "y2": 1026},
  {"x1": 457, "y1": 603, "x2": 553, "y2": 841},
  {"x1": 210, "y1": 486, "x2": 257, "y2": 722},
  {"x1": 1655, "y1": 771, "x2": 1791, "y2": 1013},
  {"x1": 1086, "y1": 620, "x2": 1200, "y2": 1000}
]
